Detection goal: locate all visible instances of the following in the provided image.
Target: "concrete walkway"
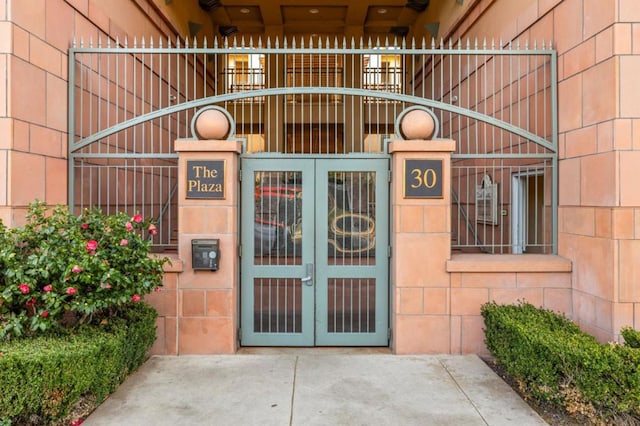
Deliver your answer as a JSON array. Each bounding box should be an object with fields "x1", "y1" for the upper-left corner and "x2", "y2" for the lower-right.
[{"x1": 84, "y1": 352, "x2": 547, "y2": 426}]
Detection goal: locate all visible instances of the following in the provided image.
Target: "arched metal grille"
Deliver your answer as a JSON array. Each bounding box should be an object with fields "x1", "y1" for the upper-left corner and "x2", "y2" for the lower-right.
[{"x1": 69, "y1": 36, "x2": 557, "y2": 253}]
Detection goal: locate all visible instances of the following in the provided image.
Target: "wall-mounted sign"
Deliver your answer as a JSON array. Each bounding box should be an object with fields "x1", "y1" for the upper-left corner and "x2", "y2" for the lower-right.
[
  {"x1": 403, "y1": 159, "x2": 443, "y2": 198},
  {"x1": 186, "y1": 160, "x2": 225, "y2": 199},
  {"x1": 475, "y1": 174, "x2": 498, "y2": 225}
]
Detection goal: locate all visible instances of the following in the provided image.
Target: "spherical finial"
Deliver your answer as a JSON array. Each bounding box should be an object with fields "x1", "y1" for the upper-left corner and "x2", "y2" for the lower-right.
[
  {"x1": 399, "y1": 108, "x2": 436, "y2": 140},
  {"x1": 193, "y1": 108, "x2": 231, "y2": 140}
]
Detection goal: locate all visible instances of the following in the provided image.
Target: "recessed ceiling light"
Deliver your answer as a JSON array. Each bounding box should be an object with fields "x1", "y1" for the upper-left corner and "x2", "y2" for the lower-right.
[
  {"x1": 240, "y1": 8, "x2": 250, "y2": 14},
  {"x1": 378, "y1": 8, "x2": 387, "y2": 14},
  {"x1": 309, "y1": 8, "x2": 319, "y2": 14}
]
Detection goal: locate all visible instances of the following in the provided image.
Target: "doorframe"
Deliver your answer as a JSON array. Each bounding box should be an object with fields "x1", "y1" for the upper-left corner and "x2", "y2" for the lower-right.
[
  {"x1": 238, "y1": 154, "x2": 391, "y2": 347},
  {"x1": 511, "y1": 169, "x2": 544, "y2": 254}
]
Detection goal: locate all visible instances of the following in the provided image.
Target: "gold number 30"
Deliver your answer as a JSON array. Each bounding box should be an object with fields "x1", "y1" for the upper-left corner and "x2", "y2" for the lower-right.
[{"x1": 410, "y1": 168, "x2": 437, "y2": 189}]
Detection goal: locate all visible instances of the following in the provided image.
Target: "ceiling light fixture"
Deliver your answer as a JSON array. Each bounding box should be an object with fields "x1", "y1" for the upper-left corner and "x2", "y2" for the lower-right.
[
  {"x1": 240, "y1": 8, "x2": 250, "y2": 14},
  {"x1": 377, "y1": 8, "x2": 388, "y2": 14},
  {"x1": 309, "y1": 8, "x2": 320, "y2": 14}
]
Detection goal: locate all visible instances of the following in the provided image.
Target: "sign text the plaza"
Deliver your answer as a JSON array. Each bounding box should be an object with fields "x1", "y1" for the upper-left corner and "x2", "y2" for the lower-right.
[{"x1": 186, "y1": 160, "x2": 225, "y2": 199}]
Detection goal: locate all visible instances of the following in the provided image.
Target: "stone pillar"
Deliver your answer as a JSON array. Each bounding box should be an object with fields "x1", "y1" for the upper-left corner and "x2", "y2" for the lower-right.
[
  {"x1": 390, "y1": 139, "x2": 456, "y2": 354},
  {"x1": 174, "y1": 139, "x2": 242, "y2": 354}
]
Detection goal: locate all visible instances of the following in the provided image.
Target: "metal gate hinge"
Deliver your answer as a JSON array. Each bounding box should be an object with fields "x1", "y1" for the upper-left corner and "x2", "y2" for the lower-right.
[
  {"x1": 237, "y1": 328, "x2": 242, "y2": 342},
  {"x1": 387, "y1": 245, "x2": 392, "y2": 258},
  {"x1": 238, "y1": 168, "x2": 242, "y2": 181},
  {"x1": 238, "y1": 244, "x2": 242, "y2": 257},
  {"x1": 388, "y1": 170, "x2": 392, "y2": 183},
  {"x1": 387, "y1": 328, "x2": 392, "y2": 340}
]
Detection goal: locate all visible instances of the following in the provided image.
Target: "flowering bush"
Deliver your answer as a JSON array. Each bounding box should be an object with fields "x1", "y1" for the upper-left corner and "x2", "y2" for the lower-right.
[{"x1": 0, "y1": 201, "x2": 168, "y2": 339}]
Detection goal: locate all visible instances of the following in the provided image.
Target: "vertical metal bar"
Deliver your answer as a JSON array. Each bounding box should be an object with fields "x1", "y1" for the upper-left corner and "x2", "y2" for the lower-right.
[
  {"x1": 68, "y1": 48, "x2": 77, "y2": 210},
  {"x1": 550, "y1": 50, "x2": 558, "y2": 254}
]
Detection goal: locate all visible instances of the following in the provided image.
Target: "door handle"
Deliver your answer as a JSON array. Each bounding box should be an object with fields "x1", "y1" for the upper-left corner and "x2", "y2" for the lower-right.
[{"x1": 301, "y1": 263, "x2": 314, "y2": 286}]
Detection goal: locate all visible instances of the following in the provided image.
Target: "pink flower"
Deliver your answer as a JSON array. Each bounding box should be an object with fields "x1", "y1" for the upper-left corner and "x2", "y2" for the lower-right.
[
  {"x1": 148, "y1": 224, "x2": 157, "y2": 236},
  {"x1": 25, "y1": 297, "x2": 37, "y2": 307},
  {"x1": 85, "y1": 240, "x2": 98, "y2": 252},
  {"x1": 120, "y1": 239, "x2": 128, "y2": 246},
  {"x1": 43, "y1": 284, "x2": 53, "y2": 292},
  {"x1": 70, "y1": 419, "x2": 84, "y2": 426},
  {"x1": 41, "y1": 311, "x2": 49, "y2": 318},
  {"x1": 66, "y1": 287, "x2": 77, "y2": 295},
  {"x1": 125, "y1": 222, "x2": 134, "y2": 231},
  {"x1": 72, "y1": 265, "x2": 83, "y2": 274},
  {"x1": 132, "y1": 213, "x2": 143, "y2": 223},
  {"x1": 81, "y1": 223, "x2": 89, "y2": 230},
  {"x1": 131, "y1": 294, "x2": 141, "y2": 302},
  {"x1": 18, "y1": 283, "x2": 30, "y2": 294},
  {"x1": 154, "y1": 287, "x2": 162, "y2": 293}
]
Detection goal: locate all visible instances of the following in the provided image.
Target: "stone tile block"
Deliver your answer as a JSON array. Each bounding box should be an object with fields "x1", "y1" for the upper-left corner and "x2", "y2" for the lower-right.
[
  {"x1": 558, "y1": 74, "x2": 582, "y2": 133},
  {"x1": 574, "y1": 290, "x2": 597, "y2": 325},
  {"x1": 451, "y1": 288, "x2": 489, "y2": 316},
  {"x1": 178, "y1": 317, "x2": 235, "y2": 354},
  {"x1": 543, "y1": 288, "x2": 572, "y2": 314},
  {"x1": 424, "y1": 288, "x2": 448, "y2": 315},
  {"x1": 560, "y1": 207, "x2": 595, "y2": 236},
  {"x1": 45, "y1": 157, "x2": 67, "y2": 205},
  {"x1": 613, "y1": 303, "x2": 633, "y2": 333},
  {"x1": 565, "y1": 125, "x2": 597, "y2": 158},
  {"x1": 450, "y1": 315, "x2": 461, "y2": 354},
  {"x1": 612, "y1": 209, "x2": 634, "y2": 239},
  {"x1": 620, "y1": 0, "x2": 640, "y2": 21},
  {"x1": 397, "y1": 287, "x2": 424, "y2": 315},
  {"x1": 206, "y1": 289, "x2": 232, "y2": 316},
  {"x1": 620, "y1": 152, "x2": 640, "y2": 206},
  {"x1": 394, "y1": 233, "x2": 450, "y2": 287},
  {"x1": 460, "y1": 316, "x2": 488, "y2": 355},
  {"x1": 595, "y1": 208, "x2": 612, "y2": 238},
  {"x1": 9, "y1": 151, "x2": 45, "y2": 204},
  {"x1": 398, "y1": 205, "x2": 424, "y2": 233},
  {"x1": 394, "y1": 315, "x2": 450, "y2": 354},
  {"x1": 31, "y1": 124, "x2": 62, "y2": 157},
  {"x1": 460, "y1": 272, "x2": 517, "y2": 288},
  {"x1": 11, "y1": 0, "x2": 46, "y2": 39},
  {"x1": 553, "y1": 0, "x2": 584, "y2": 53},
  {"x1": 595, "y1": 27, "x2": 613, "y2": 63},
  {"x1": 46, "y1": 74, "x2": 67, "y2": 131},
  {"x1": 583, "y1": 0, "x2": 616, "y2": 39},
  {"x1": 489, "y1": 288, "x2": 543, "y2": 307},
  {"x1": 517, "y1": 272, "x2": 571, "y2": 288},
  {"x1": 181, "y1": 290, "x2": 205, "y2": 316},
  {"x1": 559, "y1": 234, "x2": 615, "y2": 300},
  {"x1": 559, "y1": 158, "x2": 580, "y2": 205},
  {"x1": 9, "y1": 57, "x2": 46, "y2": 126},
  {"x1": 619, "y1": 240, "x2": 640, "y2": 302},
  {"x1": 29, "y1": 35, "x2": 61, "y2": 76},
  {"x1": 581, "y1": 152, "x2": 616, "y2": 207},
  {"x1": 563, "y1": 38, "x2": 595, "y2": 79},
  {"x1": 424, "y1": 205, "x2": 449, "y2": 233},
  {"x1": 582, "y1": 58, "x2": 617, "y2": 126}
]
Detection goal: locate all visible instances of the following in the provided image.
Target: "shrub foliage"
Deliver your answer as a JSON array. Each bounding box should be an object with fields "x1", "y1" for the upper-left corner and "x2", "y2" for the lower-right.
[
  {"x1": 482, "y1": 302, "x2": 640, "y2": 422},
  {"x1": 621, "y1": 327, "x2": 640, "y2": 349},
  {"x1": 0, "y1": 201, "x2": 167, "y2": 339},
  {"x1": 0, "y1": 302, "x2": 158, "y2": 424}
]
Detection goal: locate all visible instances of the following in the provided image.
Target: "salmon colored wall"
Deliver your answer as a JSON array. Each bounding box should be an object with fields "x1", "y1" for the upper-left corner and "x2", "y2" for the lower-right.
[
  {"x1": 0, "y1": 0, "x2": 183, "y2": 227},
  {"x1": 433, "y1": 0, "x2": 640, "y2": 342}
]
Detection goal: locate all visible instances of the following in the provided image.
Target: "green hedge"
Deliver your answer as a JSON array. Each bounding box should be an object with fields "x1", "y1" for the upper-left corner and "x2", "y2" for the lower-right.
[
  {"x1": 481, "y1": 302, "x2": 640, "y2": 422},
  {"x1": 0, "y1": 302, "x2": 157, "y2": 424},
  {"x1": 621, "y1": 327, "x2": 640, "y2": 349}
]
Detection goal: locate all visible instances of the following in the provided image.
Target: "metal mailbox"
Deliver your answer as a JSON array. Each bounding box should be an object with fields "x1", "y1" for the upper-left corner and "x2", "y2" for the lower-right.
[{"x1": 191, "y1": 239, "x2": 220, "y2": 271}]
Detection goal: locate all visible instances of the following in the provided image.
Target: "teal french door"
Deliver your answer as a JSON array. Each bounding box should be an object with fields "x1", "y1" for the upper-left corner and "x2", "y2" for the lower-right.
[{"x1": 240, "y1": 157, "x2": 389, "y2": 346}]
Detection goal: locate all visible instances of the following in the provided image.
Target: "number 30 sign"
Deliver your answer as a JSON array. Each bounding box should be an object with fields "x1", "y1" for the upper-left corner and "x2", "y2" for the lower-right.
[{"x1": 403, "y1": 159, "x2": 443, "y2": 198}]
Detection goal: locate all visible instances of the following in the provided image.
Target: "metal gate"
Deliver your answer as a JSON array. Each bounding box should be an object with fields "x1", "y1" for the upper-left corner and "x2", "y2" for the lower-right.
[{"x1": 240, "y1": 156, "x2": 389, "y2": 346}]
